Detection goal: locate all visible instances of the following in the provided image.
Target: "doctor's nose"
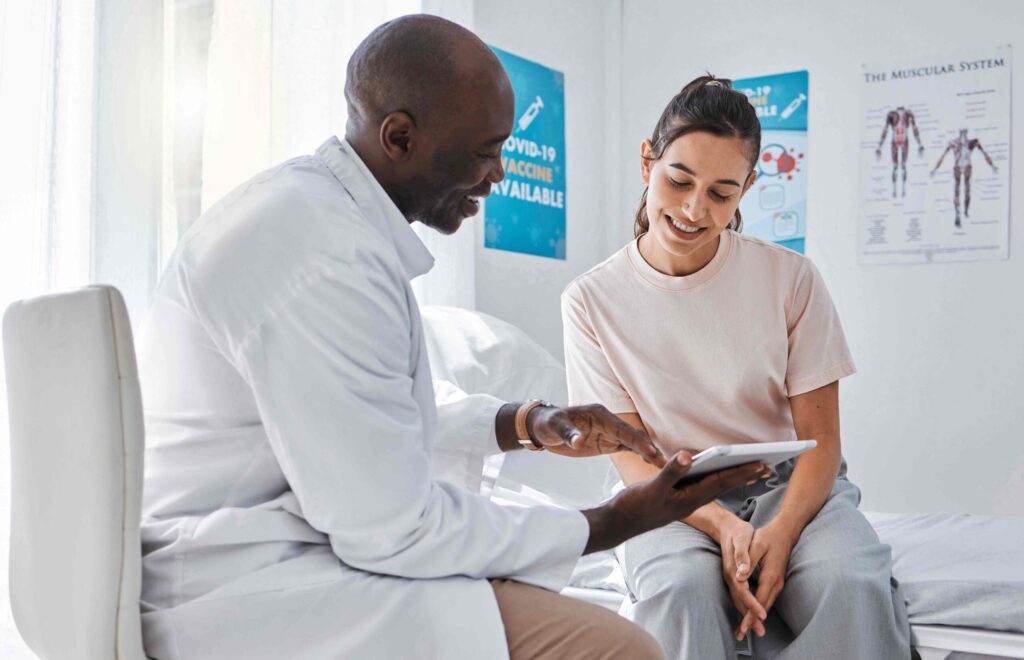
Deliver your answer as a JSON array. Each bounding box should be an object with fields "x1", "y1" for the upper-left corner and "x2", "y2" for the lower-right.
[{"x1": 487, "y1": 157, "x2": 505, "y2": 184}]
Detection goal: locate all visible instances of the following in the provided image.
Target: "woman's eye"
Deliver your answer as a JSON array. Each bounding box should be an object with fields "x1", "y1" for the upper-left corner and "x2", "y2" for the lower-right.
[
  {"x1": 478, "y1": 152, "x2": 500, "y2": 161},
  {"x1": 669, "y1": 178, "x2": 730, "y2": 202}
]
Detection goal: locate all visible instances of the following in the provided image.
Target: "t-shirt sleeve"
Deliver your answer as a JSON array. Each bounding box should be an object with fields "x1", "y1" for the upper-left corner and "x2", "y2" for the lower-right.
[
  {"x1": 561, "y1": 284, "x2": 636, "y2": 413},
  {"x1": 785, "y1": 260, "x2": 857, "y2": 396}
]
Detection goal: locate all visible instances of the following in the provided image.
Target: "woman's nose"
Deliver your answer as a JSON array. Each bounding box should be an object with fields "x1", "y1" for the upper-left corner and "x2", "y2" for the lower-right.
[{"x1": 681, "y1": 194, "x2": 703, "y2": 221}]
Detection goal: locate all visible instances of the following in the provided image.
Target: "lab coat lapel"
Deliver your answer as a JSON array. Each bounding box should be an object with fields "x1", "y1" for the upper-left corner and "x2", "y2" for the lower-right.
[{"x1": 315, "y1": 136, "x2": 434, "y2": 282}]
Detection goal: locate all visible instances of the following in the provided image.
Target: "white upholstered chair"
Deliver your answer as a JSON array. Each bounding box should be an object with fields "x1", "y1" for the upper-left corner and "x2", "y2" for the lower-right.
[{"x1": 3, "y1": 286, "x2": 147, "y2": 659}]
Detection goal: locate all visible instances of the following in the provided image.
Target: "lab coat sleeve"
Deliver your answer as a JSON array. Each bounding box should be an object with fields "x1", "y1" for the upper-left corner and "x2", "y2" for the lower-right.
[
  {"x1": 431, "y1": 379, "x2": 504, "y2": 493},
  {"x1": 235, "y1": 260, "x2": 588, "y2": 589}
]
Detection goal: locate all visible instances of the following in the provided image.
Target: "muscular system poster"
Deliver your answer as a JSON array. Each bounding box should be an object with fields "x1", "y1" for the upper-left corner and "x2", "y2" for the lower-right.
[{"x1": 859, "y1": 46, "x2": 1011, "y2": 264}]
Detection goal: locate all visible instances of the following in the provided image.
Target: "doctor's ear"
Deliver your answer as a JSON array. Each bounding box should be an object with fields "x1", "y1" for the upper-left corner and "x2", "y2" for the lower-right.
[{"x1": 379, "y1": 111, "x2": 418, "y2": 162}]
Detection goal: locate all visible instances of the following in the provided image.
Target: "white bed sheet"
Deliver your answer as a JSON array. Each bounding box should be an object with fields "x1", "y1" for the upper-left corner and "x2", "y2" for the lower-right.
[{"x1": 865, "y1": 512, "x2": 1024, "y2": 635}]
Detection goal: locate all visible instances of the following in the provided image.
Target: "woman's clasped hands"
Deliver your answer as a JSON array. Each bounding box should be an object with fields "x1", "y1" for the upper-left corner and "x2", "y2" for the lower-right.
[{"x1": 715, "y1": 515, "x2": 800, "y2": 641}]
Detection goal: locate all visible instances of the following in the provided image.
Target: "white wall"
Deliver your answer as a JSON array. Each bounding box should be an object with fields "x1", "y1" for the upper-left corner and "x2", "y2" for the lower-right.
[
  {"x1": 472, "y1": 0, "x2": 623, "y2": 360},
  {"x1": 615, "y1": 0, "x2": 1024, "y2": 516}
]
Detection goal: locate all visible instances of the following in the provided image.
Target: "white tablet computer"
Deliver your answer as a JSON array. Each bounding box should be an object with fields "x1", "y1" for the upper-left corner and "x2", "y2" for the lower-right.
[{"x1": 678, "y1": 440, "x2": 817, "y2": 483}]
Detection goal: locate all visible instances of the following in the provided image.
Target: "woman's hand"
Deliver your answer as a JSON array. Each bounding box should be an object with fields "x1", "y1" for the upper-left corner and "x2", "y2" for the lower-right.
[
  {"x1": 735, "y1": 520, "x2": 800, "y2": 639},
  {"x1": 715, "y1": 516, "x2": 767, "y2": 638},
  {"x1": 731, "y1": 381, "x2": 843, "y2": 639}
]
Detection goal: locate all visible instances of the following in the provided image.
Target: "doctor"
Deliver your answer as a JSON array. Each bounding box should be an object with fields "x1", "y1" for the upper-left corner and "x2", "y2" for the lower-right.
[{"x1": 138, "y1": 14, "x2": 767, "y2": 660}]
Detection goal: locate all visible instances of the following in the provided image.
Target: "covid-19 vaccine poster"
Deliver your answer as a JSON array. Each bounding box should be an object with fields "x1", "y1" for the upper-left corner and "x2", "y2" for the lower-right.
[
  {"x1": 735, "y1": 70, "x2": 809, "y2": 254},
  {"x1": 485, "y1": 46, "x2": 567, "y2": 260}
]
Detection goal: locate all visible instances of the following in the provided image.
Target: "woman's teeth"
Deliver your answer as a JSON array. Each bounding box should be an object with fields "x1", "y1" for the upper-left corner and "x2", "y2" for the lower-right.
[{"x1": 670, "y1": 218, "x2": 701, "y2": 233}]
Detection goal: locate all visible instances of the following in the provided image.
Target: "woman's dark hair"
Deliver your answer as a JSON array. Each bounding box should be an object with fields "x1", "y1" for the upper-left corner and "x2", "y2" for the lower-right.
[{"x1": 634, "y1": 75, "x2": 761, "y2": 237}]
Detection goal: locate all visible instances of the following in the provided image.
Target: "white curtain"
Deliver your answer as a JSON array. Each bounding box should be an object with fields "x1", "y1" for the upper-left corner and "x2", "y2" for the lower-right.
[
  {"x1": 202, "y1": 0, "x2": 419, "y2": 206},
  {"x1": 0, "y1": 0, "x2": 164, "y2": 321},
  {"x1": 200, "y1": 0, "x2": 479, "y2": 309}
]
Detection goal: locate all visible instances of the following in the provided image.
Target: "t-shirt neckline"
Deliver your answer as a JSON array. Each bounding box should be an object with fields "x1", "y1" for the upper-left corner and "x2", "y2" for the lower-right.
[{"x1": 626, "y1": 229, "x2": 735, "y2": 291}]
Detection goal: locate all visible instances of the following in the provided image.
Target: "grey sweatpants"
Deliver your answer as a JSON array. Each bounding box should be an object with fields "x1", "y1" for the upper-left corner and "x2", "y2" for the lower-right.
[{"x1": 617, "y1": 461, "x2": 911, "y2": 660}]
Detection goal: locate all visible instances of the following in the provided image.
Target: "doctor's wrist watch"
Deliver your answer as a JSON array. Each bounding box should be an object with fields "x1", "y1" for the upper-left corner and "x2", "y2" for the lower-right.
[{"x1": 514, "y1": 399, "x2": 551, "y2": 451}]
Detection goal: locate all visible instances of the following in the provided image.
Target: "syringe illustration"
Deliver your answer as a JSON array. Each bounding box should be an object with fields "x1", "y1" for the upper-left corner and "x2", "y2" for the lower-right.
[
  {"x1": 517, "y1": 96, "x2": 544, "y2": 132},
  {"x1": 780, "y1": 93, "x2": 807, "y2": 120}
]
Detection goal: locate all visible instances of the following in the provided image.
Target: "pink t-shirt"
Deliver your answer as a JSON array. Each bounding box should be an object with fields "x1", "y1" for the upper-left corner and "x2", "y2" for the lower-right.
[{"x1": 561, "y1": 230, "x2": 855, "y2": 455}]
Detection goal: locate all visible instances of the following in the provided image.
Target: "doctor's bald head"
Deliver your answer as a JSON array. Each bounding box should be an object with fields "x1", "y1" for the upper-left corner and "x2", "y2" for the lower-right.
[{"x1": 344, "y1": 15, "x2": 513, "y2": 235}]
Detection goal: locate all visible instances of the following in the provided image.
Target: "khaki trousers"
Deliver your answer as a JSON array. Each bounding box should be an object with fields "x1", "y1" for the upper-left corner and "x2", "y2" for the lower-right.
[{"x1": 490, "y1": 579, "x2": 663, "y2": 660}]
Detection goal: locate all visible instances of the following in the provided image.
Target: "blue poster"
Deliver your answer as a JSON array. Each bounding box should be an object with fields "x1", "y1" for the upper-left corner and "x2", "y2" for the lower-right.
[
  {"x1": 735, "y1": 70, "x2": 808, "y2": 254},
  {"x1": 485, "y1": 46, "x2": 566, "y2": 259}
]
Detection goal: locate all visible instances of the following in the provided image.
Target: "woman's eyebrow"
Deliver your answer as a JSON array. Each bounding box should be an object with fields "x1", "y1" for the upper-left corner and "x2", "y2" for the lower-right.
[{"x1": 668, "y1": 162, "x2": 742, "y2": 187}]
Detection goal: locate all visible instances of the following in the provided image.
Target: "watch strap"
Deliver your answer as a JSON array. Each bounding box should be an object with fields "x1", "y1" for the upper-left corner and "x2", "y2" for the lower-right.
[{"x1": 514, "y1": 399, "x2": 547, "y2": 450}]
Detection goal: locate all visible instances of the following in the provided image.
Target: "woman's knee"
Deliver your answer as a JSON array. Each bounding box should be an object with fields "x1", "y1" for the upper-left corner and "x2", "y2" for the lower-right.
[
  {"x1": 795, "y1": 558, "x2": 891, "y2": 605},
  {"x1": 630, "y1": 550, "x2": 725, "y2": 603},
  {"x1": 648, "y1": 566, "x2": 727, "y2": 604}
]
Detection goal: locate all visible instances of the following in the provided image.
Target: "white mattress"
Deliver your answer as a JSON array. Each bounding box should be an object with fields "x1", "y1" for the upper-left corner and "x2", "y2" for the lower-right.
[{"x1": 865, "y1": 512, "x2": 1024, "y2": 634}]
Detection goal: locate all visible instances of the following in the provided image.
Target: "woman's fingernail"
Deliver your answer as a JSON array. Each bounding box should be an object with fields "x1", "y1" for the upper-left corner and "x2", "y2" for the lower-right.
[{"x1": 738, "y1": 563, "x2": 749, "y2": 573}]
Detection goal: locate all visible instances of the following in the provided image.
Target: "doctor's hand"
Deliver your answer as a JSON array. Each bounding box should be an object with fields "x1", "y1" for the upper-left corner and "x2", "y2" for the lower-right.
[
  {"x1": 527, "y1": 403, "x2": 665, "y2": 467},
  {"x1": 581, "y1": 452, "x2": 769, "y2": 555},
  {"x1": 735, "y1": 520, "x2": 800, "y2": 640}
]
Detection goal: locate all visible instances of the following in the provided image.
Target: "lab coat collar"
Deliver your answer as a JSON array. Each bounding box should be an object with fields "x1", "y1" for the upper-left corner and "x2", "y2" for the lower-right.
[{"x1": 316, "y1": 136, "x2": 435, "y2": 281}]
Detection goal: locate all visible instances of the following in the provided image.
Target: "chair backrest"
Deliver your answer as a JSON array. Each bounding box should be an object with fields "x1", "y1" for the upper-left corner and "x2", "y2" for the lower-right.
[{"x1": 3, "y1": 286, "x2": 146, "y2": 659}]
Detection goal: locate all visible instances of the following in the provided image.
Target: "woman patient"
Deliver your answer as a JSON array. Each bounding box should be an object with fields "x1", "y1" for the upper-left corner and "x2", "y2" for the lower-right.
[{"x1": 561, "y1": 76, "x2": 911, "y2": 659}]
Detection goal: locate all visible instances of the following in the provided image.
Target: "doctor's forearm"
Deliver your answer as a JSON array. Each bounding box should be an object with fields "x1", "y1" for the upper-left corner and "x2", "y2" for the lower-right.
[{"x1": 613, "y1": 451, "x2": 737, "y2": 540}]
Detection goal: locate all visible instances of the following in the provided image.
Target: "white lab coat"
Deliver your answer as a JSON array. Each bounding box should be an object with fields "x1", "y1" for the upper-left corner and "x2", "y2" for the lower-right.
[{"x1": 137, "y1": 137, "x2": 589, "y2": 659}]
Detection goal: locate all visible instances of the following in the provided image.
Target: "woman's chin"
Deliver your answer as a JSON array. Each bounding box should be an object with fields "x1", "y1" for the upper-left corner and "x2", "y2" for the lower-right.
[{"x1": 658, "y1": 226, "x2": 708, "y2": 255}]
